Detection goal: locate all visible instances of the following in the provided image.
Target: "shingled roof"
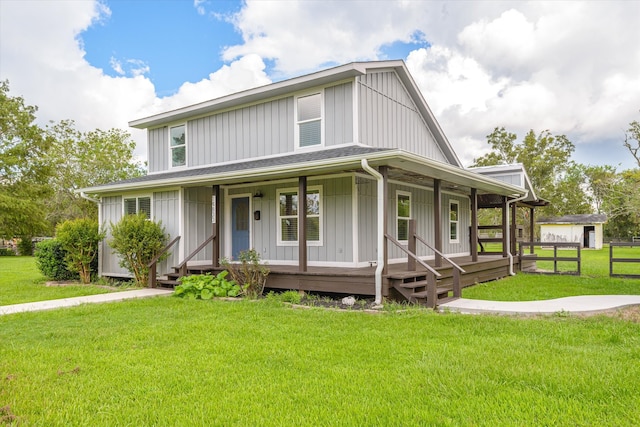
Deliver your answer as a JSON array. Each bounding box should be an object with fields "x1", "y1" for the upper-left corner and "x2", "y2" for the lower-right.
[{"x1": 537, "y1": 214, "x2": 608, "y2": 224}]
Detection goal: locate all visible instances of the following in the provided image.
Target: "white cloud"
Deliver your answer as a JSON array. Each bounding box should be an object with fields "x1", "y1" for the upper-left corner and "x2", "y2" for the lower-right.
[{"x1": 1, "y1": 0, "x2": 638, "y2": 170}]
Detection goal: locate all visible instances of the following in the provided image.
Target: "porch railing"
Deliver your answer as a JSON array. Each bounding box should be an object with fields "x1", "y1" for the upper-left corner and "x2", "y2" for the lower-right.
[
  {"x1": 147, "y1": 236, "x2": 181, "y2": 288},
  {"x1": 176, "y1": 232, "x2": 217, "y2": 277}
]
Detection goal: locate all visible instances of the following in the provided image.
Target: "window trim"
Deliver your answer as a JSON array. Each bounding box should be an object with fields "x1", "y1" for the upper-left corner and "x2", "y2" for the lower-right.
[
  {"x1": 169, "y1": 123, "x2": 187, "y2": 169},
  {"x1": 276, "y1": 185, "x2": 323, "y2": 246},
  {"x1": 294, "y1": 91, "x2": 324, "y2": 150},
  {"x1": 396, "y1": 190, "x2": 412, "y2": 243},
  {"x1": 449, "y1": 200, "x2": 460, "y2": 244},
  {"x1": 123, "y1": 195, "x2": 152, "y2": 219}
]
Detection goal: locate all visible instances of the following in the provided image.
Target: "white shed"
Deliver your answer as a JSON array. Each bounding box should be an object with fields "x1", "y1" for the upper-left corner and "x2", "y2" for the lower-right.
[{"x1": 538, "y1": 214, "x2": 608, "y2": 250}]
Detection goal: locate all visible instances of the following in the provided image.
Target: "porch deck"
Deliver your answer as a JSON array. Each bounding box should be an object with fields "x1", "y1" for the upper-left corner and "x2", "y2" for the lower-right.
[{"x1": 185, "y1": 255, "x2": 518, "y2": 299}]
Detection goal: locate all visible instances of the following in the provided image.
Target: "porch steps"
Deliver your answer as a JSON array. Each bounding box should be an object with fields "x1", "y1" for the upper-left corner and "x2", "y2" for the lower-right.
[
  {"x1": 387, "y1": 272, "x2": 455, "y2": 308},
  {"x1": 154, "y1": 265, "x2": 217, "y2": 288}
]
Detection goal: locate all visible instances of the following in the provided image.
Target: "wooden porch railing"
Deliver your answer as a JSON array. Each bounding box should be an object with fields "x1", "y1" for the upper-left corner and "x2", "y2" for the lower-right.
[
  {"x1": 386, "y1": 233, "x2": 441, "y2": 307},
  {"x1": 175, "y1": 232, "x2": 217, "y2": 278},
  {"x1": 405, "y1": 219, "x2": 465, "y2": 299},
  {"x1": 147, "y1": 236, "x2": 181, "y2": 288}
]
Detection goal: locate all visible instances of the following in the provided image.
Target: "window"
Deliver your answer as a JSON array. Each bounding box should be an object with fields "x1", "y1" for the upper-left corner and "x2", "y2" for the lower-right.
[
  {"x1": 397, "y1": 191, "x2": 411, "y2": 242},
  {"x1": 277, "y1": 186, "x2": 322, "y2": 245},
  {"x1": 124, "y1": 196, "x2": 151, "y2": 219},
  {"x1": 170, "y1": 124, "x2": 186, "y2": 168},
  {"x1": 449, "y1": 200, "x2": 459, "y2": 243},
  {"x1": 296, "y1": 93, "x2": 322, "y2": 148}
]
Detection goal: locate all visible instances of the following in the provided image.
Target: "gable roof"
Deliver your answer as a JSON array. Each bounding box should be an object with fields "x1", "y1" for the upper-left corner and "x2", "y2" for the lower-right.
[
  {"x1": 468, "y1": 163, "x2": 546, "y2": 205},
  {"x1": 129, "y1": 60, "x2": 462, "y2": 167},
  {"x1": 537, "y1": 214, "x2": 608, "y2": 224}
]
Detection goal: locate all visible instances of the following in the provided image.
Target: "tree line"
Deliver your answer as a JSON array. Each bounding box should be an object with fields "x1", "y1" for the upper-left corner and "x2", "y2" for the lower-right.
[
  {"x1": 472, "y1": 123, "x2": 640, "y2": 239},
  {"x1": 0, "y1": 80, "x2": 145, "y2": 243},
  {"x1": 1, "y1": 79, "x2": 639, "y2": 244}
]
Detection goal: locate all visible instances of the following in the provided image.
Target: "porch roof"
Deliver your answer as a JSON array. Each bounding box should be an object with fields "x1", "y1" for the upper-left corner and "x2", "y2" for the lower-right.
[{"x1": 79, "y1": 145, "x2": 528, "y2": 198}]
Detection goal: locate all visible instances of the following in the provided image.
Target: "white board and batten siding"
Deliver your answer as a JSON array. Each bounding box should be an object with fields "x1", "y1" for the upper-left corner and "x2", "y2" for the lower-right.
[
  {"x1": 100, "y1": 191, "x2": 181, "y2": 278},
  {"x1": 357, "y1": 178, "x2": 470, "y2": 264},
  {"x1": 357, "y1": 71, "x2": 448, "y2": 163},
  {"x1": 146, "y1": 82, "x2": 354, "y2": 174},
  {"x1": 225, "y1": 176, "x2": 354, "y2": 264}
]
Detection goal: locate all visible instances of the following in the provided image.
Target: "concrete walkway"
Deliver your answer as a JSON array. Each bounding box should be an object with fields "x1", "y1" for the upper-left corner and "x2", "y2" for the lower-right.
[
  {"x1": 439, "y1": 295, "x2": 640, "y2": 315},
  {"x1": 0, "y1": 289, "x2": 173, "y2": 316}
]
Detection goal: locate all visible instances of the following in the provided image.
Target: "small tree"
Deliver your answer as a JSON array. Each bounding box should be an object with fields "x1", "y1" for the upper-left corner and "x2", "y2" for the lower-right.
[
  {"x1": 221, "y1": 249, "x2": 269, "y2": 299},
  {"x1": 109, "y1": 213, "x2": 168, "y2": 286},
  {"x1": 55, "y1": 219, "x2": 105, "y2": 284}
]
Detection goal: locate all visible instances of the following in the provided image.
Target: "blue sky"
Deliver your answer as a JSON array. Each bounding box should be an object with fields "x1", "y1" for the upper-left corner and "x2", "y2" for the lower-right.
[{"x1": 1, "y1": 0, "x2": 639, "y2": 169}]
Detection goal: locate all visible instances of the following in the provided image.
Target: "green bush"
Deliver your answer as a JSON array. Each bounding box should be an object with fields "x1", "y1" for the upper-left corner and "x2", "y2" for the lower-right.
[
  {"x1": 17, "y1": 237, "x2": 34, "y2": 256},
  {"x1": 0, "y1": 248, "x2": 16, "y2": 256},
  {"x1": 109, "y1": 213, "x2": 168, "y2": 286},
  {"x1": 174, "y1": 271, "x2": 241, "y2": 299},
  {"x1": 221, "y1": 249, "x2": 269, "y2": 299},
  {"x1": 56, "y1": 219, "x2": 105, "y2": 284},
  {"x1": 34, "y1": 239, "x2": 78, "y2": 281}
]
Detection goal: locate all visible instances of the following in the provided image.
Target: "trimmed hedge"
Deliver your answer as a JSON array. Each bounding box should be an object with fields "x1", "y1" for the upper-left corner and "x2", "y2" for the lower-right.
[{"x1": 34, "y1": 239, "x2": 78, "y2": 281}]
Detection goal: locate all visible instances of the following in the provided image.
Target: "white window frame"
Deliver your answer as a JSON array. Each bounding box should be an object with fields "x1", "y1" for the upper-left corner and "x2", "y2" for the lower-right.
[
  {"x1": 396, "y1": 191, "x2": 412, "y2": 243},
  {"x1": 169, "y1": 124, "x2": 187, "y2": 169},
  {"x1": 276, "y1": 185, "x2": 323, "y2": 246},
  {"x1": 449, "y1": 200, "x2": 459, "y2": 243},
  {"x1": 123, "y1": 195, "x2": 152, "y2": 219},
  {"x1": 294, "y1": 91, "x2": 324, "y2": 150}
]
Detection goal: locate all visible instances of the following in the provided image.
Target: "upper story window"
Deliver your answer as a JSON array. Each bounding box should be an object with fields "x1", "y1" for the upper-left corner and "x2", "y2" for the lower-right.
[
  {"x1": 295, "y1": 92, "x2": 323, "y2": 148},
  {"x1": 449, "y1": 200, "x2": 459, "y2": 243},
  {"x1": 170, "y1": 124, "x2": 186, "y2": 168},
  {"x1": 124, "y1": 196, "x2": 151, "y2": 219},
  {"x1": 277, "y1": 186, "x2": 322, "y2": 246},
  {"x1": 397, "y1": 191, "x2": 411, "y2": 242}
]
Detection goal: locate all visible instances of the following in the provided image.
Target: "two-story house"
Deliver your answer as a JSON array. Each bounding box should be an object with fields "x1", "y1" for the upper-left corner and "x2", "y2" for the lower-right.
[{"x1": 81, "y1": 60, "x2": 544, "y2": 306}]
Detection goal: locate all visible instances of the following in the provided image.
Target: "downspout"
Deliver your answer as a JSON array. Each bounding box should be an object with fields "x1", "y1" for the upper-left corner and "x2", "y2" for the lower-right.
[
  {"x1": 360, "y1": 159, "x2": 384, "y2": 305},
  {"x1": 505, "y1": 191, "x2": 528, "y2": 275}
]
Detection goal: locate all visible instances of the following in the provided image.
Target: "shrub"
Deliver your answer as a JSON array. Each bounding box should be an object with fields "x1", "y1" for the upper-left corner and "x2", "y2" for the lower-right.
[
  {"x1": 0, "y1": 248, "x2": 16, "y2": 256},
  {"x1": 56, "y1": 219, "x2": 105, "y2": 284},
  {"x1": 34, "y1": 239, "x2": 78, "y2": 281},
  {"x1": 109, "y1": 213, "x2": 168, "y2": 286},
  {"x1": 17, "y1": 237, "x2": 34, "y2": 256},
  {"x1": 174, "y1": 271, "x2": 241, "y2": 299},
  {"x1": 221, "y1": 249, "x2": 269, "y2": 299}
]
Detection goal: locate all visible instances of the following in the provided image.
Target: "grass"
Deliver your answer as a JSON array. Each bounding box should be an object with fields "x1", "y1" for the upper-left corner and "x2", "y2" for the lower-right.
[
  {"x1": 0, "y1": 257, "x2": 122, "y2": 306},
  {"x1": 464, "y1": 246, "x2": 640, "y2": 301},
  {"x1": 1, "y1": 298, "x2": 640, "y2": 425}
]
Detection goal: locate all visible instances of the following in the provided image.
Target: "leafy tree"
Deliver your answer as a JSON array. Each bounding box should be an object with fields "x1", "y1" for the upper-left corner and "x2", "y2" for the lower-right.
[
  {"x1": 56, "y1": 218, "x2": 105, "y2": 284},
  {"x1": 624, "y1": 119, "x2": 640, "y2": 167},
  {"x1": 44, "y1": 120, "x2": 146, "y2": 226},
  {"x1": 0, "y1": 80, "x2": 52, "y2": 239},
  {"x1": 109, "y1": 213, "x2": 168, "y2": 286},
  {"x1": 473, "y1": 127, "x2": 585, "y2": 217}
]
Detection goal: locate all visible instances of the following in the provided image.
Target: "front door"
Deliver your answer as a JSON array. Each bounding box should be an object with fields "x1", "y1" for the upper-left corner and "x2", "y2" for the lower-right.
[{"x1": 231, "y1": 196, "x2": 250, "y2": 258}]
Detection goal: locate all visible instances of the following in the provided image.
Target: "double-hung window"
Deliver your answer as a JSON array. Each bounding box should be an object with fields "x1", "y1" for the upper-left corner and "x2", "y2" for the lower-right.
[
  {"x1": 295, "y1": 92, "x2": 322, "y2": 148},
  {"x1": 277, "y1": 186, "x2": 322, "y2": 245},
  {"x1": 170, "y1": 124, "x2": 186, "y2": 168},
  {"x1": 449, "y1": 200, "x2": 459, "y2": 243},
  {"x1": 397, "y1": 191, "x2": 411, "y2": 242},
  {"x1": 124, "y1": 196, "x2": 151, "y2": 219}
]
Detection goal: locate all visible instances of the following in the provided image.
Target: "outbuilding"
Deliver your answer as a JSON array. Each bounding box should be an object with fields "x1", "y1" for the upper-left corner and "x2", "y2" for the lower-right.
[{"x1": 538, "y1": 214, "x2": 608, "y2": 250}]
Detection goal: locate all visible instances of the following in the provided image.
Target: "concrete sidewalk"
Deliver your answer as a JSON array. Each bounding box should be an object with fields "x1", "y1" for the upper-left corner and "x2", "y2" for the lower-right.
[
  {"x1": 0, "y1": 289, "x2": 173, "y2": 316},
  {"x1": 439, "y1": 295, "x2": 640, "y2": 315}
]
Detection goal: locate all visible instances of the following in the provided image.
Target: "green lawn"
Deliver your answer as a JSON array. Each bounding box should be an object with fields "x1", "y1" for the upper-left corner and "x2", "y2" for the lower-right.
[
  {"x1": 0, "y1": 257, "x2": 120, "y2": 306},
  {"x1": 1, "y1": 297, "x2": 639, "y2": 426},
  {"x1": 464, "y1": 246, "x2": 640, "y2": 301}
]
